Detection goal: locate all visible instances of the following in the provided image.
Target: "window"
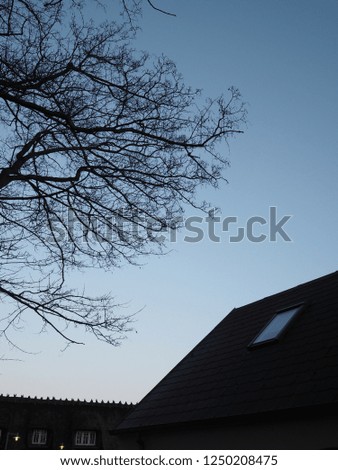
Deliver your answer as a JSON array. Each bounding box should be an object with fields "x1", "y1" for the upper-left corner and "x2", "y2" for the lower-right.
[
  {"x1": 75, "y1": 431, "x2": 96, "y2": 446},
  {"x1": 32, "y1": 429, "x2": 48, "y2": 445},
  {"x1": 248, "y1": 304, "x2": 304, "y2": 348}
]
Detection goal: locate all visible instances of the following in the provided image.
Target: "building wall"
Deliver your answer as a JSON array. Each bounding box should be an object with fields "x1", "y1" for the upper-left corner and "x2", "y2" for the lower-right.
[
  {"x1": 117, "y1": 414, "x2": 338, "y2": 450},
  {"x1": 0, "y1": 396, "x2": 133, "y2": 450}
]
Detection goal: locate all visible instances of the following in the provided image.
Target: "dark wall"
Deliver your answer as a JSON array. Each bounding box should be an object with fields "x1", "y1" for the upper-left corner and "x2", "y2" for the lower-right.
[
  {"x1": 0, "y1": 396, "x2": 133, "y2": 450},
  {"x1": 117, "y1": 413, "x2": 338, "y2": 450}
]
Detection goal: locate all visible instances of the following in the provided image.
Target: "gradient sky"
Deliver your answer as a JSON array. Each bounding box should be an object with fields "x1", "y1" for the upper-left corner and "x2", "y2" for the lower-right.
[{"x1": 2, "y1": 0, "x2": 338, "y2": 404}]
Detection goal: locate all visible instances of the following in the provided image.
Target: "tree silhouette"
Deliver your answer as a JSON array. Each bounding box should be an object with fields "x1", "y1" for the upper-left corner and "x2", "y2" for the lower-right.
[{"x1": 0, "y1": 0, "x2": 246, "y2": 347}]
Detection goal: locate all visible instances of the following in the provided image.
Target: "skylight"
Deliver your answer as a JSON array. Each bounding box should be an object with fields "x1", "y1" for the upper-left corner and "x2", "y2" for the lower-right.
[{"x1": 248, "y1": 304, "x2": 304, "y2": 348}]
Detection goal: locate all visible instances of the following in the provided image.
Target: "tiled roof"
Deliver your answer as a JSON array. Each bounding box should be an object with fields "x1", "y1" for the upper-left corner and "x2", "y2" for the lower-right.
[
  {"x1": 118, "y1": 271, "x2": 338, "y2": 431},
  {"x1": 0, "y1": 394, "x2": 133, "y2": 408}
]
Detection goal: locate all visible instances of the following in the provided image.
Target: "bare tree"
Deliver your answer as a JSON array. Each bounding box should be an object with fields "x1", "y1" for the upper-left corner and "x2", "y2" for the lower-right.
[
  {"x1": 0, "y1": 0, "x2": 246, "y2": 348},
  {"x1": 120, "y1": 0, "x2": 176, "y2": 23}
]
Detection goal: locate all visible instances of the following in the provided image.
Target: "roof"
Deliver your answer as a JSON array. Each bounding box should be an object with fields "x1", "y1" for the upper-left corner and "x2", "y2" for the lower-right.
[
  {"x1": 0, "y1": 394, "x2": 133, "y2": 409},
  {"x1": 118, "y1": 271, "x2": 338, "y2": 431}
]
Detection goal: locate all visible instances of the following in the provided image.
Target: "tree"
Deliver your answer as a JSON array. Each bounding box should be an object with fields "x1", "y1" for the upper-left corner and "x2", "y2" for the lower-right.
[
  {"x1": 0, "y1": 0, "x2": 246, "y2": 348},
  {"x1": 120, "y1": 0, "x2": 176, "y2": 23}
]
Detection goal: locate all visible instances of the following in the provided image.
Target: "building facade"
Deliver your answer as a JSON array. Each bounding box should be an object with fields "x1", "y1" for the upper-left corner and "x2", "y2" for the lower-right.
[{"x1": 0, "y1": 394, "x2": 133, "y2": 450}]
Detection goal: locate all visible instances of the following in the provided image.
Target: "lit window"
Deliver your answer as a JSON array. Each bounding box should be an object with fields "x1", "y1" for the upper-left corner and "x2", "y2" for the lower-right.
[
  {"x1": 75, "y1": 431, "x2": 96, "y2": 446},
  {"x1": 32, "y1": 429, "x2": 48, "y2": 445},
  {"x1": 249, "y1": 304, "x2": 304, "y2": 347}
]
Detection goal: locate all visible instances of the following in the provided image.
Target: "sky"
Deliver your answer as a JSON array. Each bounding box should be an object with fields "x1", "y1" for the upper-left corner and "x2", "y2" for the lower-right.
[{"x1": 1, "y1": 0, "x2": 338, "y2": 404}]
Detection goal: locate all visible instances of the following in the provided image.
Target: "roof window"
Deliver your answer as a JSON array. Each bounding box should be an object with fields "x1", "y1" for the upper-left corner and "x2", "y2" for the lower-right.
[{"x1": 248, "y1": 303, "x2": 304, "y2": 348}]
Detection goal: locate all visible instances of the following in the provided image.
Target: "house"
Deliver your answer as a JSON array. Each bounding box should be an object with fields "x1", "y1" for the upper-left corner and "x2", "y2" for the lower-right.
[
  {"x1": 0, "y1": 394, "x2": 133, "y2": 449},
  {"x1": 116, "y1": 271, "x2": 338, "y2": 449}
]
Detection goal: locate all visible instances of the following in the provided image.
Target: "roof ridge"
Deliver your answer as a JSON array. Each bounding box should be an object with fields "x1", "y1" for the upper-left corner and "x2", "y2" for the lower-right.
[
  {"x1": 0, "y1": 393, "x2": 134, "y2": 407},
  {"x1": 234, "y1": 270, "x2": 338, "y2": 311}
]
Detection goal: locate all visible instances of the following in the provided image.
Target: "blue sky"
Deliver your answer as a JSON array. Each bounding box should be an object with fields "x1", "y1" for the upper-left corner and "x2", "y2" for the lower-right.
[{"x1": 2, "y1": 0, "x2": 338, "y2": 403}]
